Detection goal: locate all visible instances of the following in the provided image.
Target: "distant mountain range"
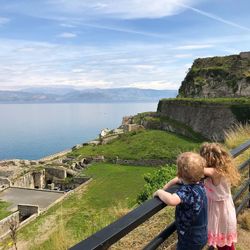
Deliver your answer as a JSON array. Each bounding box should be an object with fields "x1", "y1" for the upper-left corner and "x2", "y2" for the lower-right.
[{"x1": 0, "y1": 87, "x2": 177, "y2": 103}]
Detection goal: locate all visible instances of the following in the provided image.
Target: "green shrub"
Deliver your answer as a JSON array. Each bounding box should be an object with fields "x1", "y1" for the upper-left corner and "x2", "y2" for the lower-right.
[{"x1": 137, "y1": 165, "x2": 176, "y2": 203}]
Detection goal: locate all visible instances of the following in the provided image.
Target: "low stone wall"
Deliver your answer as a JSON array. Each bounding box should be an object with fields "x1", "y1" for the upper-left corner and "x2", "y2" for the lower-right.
[
  {"x1": 115, "y1": 159, "x2": 172, "y2": 166},
  {"x1": 0, "y1": 211, "x2": 19, "y2": 239},
  {"x1": 33, "y1": 171, "x2": 45, "y2": 189},
  {"x1": 12, "y1": 172, "x2": 35, "y2": 188},
  {"x1": 0, "y1": 177, "x2": 92, "y2": 243},
  {"x1": 0, "y1": 205, "x2": 39, "y2": 239},
  {"x1": 39, "y1": 178, "x2": 92, "y2": 215},
  {"x1": 101, "y1": 134, "x2": 119, "y2": 144},
  {"x1": 0, "y1": 177, "x2": 11, "y2": 189},
  {"x1": 18, "y1": 204, "x2": 39, "y2": 221},
  {"x1": 54, "y1": 177, "x2": 91, "y2": 190},
  {"x1": 45, "y1": 167, "x2": 67, "y2": 180}
]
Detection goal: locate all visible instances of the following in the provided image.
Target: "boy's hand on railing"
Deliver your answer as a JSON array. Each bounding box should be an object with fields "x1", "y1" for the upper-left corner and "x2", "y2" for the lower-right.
[
  {"x1": 153, "y1": 189, "x2": 161, "y2": 197},
  {"x1": 153, "y1": 189, "x2": 181, "y2": 206},
  {"x1": 163, "y1": 177, "x2": 181, "y2": 190}
]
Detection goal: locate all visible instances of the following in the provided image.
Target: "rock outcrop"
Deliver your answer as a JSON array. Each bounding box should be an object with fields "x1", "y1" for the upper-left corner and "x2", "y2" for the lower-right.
[
  {"x1": 157, "y1": 99, "x2": 249, "y2": 141},
  {"x1": 178, "y1": 52, "x2": 250, "y2": 98},
  {"x1": 130, "y1": 99, "x2": 250, "y2": 141}
]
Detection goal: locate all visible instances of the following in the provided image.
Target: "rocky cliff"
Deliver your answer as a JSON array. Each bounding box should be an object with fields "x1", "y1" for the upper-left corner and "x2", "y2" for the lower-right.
[
  {"x1": 178, "y1": 52, "x2": 250, "y2": 97},
  {"x1": 131, "y1": 99, "x2": 250, "y2": 141},
  {"x1": 157, "y1": 99, "x2": 250, "y2": 141}
]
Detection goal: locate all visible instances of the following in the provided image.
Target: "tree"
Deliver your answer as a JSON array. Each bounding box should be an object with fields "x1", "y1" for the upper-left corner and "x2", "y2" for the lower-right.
[{"x1": 8, "y1": 217, "x2": 18, "y2": 250}]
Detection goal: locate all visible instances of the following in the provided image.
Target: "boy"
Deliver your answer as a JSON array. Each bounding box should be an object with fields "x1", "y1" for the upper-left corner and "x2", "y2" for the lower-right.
[{"x1": 154, "y1": 152, "x2": 208, "y2": 250}]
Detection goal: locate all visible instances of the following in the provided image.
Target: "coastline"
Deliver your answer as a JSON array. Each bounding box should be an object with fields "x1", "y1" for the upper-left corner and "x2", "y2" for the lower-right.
[{"x1": 38, "y1": 148, "x2": 72, "y2": 162}]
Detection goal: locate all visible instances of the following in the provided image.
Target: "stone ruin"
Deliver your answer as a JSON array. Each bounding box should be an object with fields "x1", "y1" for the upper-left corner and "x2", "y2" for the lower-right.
[
  {"x1": 0, "y1": 158, "x2": 90, "y2": 193},
  {"x1": 121, "y1": 116, "x2": 145, "y2": 132}
]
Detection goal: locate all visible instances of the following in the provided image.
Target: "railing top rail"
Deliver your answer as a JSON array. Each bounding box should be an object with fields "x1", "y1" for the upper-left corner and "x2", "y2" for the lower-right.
[
  {"x1": 230, "y1": 140, "x2": 250, "y2": 158},
  {"x1": 70, "y1": 185, "x2": 178, "y2": 250},
  {"x1": 70, "y1": 140, "x2": 250, "y2": 250},
  {"x1": 238, "y1": 158, "x2": 250, "y2": 172}
]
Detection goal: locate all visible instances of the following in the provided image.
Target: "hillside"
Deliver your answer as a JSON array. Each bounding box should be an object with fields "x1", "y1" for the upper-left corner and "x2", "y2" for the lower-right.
[
  {"x1": 178, "y1": 52, "x2": 250, "y2": 97},
  {"x1": 0, "y1": 130, "x2": 200, "y2": 249},
  {"x1": 69, "y1": 130, "x2": 201, "y2": 164}
]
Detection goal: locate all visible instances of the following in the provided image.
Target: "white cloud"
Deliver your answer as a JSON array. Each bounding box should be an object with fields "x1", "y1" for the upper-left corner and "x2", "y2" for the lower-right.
[
  {"x1": 38, "y1": 0, "x2": 198, "y2": 19},
  {"x1": 0, "y1": 17, "x2": 10, "y2": 25},
  {"x1": 60, "y1": 23, "x2": 76, "y2": 28},
  {"x1": 2, "y1": 33, "x2": 249, "y2": 91},
  {"x1": 177, "y1": 2, "x2": 250, "y2": 32},
  {"x1": 72, "y1": 68, "x2": 85, "y2": 73},
  {"x1": 175, "y1": 44, "x2": 214, "y2": 50},
  {"x1": 58, "y1": 32, "x2": 77, "y2": 38},
  {"x1": 78, "y1": 23, "x2": 167, "y2": 38},
  {"x1": 88, "y1": 0, "x2": 196, "y2": 19},
  {"x1": 133, "y1": 64, "x2": 156, "y2": 70},
  {"x1": 128, "y1": 80, "x2": 178, "y2": 90},
  {"x1": 174, "y1": 54, "x2": 193, "y2": 58},
  {"x1": 0, "y1": 38, "x2": 187, "y2": 90}
]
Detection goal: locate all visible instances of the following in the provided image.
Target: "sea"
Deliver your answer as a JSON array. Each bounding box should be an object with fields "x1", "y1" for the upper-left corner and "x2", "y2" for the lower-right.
[{"x1": 0, "y1": 103, "x2": 157, "y2": 160}]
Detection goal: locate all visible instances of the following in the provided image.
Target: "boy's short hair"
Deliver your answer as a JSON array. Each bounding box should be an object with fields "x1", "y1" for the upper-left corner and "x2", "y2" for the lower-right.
[{"x1": 177, "y1": 152, "x2": 206, "y2": 183}]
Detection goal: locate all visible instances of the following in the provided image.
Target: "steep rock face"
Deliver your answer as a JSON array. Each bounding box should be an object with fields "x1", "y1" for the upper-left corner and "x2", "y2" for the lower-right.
[
  {"x1": 178, "y1": 52, "x2": 250, "y2": 97},
  {"x1": 157, "y1": 99, "x2": 250, "y2": 141}
]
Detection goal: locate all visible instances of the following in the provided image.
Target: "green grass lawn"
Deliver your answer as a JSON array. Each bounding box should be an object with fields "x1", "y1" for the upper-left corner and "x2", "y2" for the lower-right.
[
  {"x1": 84, "y1": 163, "x2": 155, "y2": 208},
  {"x1": 0, "y1": 200, "x2": 11, "y2": 220},
  {"x1": 69, "y1": 130, "x2": 201, "y2": 162},
  {"x1": 2, "y1": 163, "x2": 156, "y2": 250}
]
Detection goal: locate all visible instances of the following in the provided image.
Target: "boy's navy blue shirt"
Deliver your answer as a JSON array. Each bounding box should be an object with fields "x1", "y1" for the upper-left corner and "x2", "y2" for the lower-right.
[{"x1": 175, "y1": 182, "x2": 207, "y2": 237}]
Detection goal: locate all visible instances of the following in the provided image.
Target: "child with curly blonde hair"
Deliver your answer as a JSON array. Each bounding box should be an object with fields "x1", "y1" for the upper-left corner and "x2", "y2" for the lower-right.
[
  {"x1": 200, "y1": 143, "x2": 241, "y2": 250},
  {"x1": 154, "y1": 152, "x2": 208, "y2": 250}
]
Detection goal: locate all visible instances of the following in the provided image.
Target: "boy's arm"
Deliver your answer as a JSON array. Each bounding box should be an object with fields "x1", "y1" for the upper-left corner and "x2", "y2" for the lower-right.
[
  {"x1": 163, "y1": 177, "x2": 181, "y2": 190},
  {"x1": 154, "y1": 189, "x2": 181, "y2": 206}
]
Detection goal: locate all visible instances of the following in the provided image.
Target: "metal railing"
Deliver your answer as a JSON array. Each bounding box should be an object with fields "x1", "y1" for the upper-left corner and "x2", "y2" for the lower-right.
[{"x1": 70, "y1": 140, "x2": 250, "y2": 250}]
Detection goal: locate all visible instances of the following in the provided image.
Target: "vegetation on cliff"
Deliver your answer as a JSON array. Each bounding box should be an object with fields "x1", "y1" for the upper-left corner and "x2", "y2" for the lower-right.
[
  {"x1": 159, "y1": 97, "x2": 250, "y2": 104},
  {"x1": 178, "y1": 52, "x2": 250, "y2": 98}
]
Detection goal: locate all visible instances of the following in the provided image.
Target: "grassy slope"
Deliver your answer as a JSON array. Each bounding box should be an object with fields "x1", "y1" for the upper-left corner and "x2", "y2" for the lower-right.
[
  {"x1": 0, "y1": 130, "x2": 201, "y2": 250},
  {"x1": 0, "y1": 201, "x2": 11, "y2": 220},
  {"x1": 69, "y1": 130, "x2": 201, "y2": 161},
  {"x1": 1, "y1": 164, "x2": 155, "y2": 250}
]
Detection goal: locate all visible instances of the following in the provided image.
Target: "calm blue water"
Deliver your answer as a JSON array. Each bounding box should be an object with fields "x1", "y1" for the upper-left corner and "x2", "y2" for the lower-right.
[{"x1": 0, "y1": 103, "x2": 157, "y2": 160}]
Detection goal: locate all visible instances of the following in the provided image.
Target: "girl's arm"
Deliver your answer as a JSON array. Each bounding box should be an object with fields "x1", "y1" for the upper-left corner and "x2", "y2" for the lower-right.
[
  {"x1": 163, "y1": 177, "x2": 181, "y2": 190},
  {"x1": 204, "y1": 167, "x2": 216, "y2": 177},
  {"x1": 204, "y1": 167, "x2": 221, "y2": 186},
  {"x1": 154, "y1": 189, "x2": 181, "y2": 206}
]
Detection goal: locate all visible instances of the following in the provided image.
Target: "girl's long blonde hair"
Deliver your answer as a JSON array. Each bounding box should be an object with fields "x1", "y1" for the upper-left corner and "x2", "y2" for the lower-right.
[{"x1": 200, "y1": 142, "x2": 241, "y2": 186}]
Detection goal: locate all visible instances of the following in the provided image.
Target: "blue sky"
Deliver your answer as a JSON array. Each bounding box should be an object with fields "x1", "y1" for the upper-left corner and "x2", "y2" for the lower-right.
[{"x1": 0, "y1": 0, "x2": 250, "y2": 90}]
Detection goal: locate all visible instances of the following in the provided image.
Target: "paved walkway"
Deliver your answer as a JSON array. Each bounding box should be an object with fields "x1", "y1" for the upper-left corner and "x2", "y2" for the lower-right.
[{"x1": 0, "y1": 187, "x2": 64, "y2": 211}]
